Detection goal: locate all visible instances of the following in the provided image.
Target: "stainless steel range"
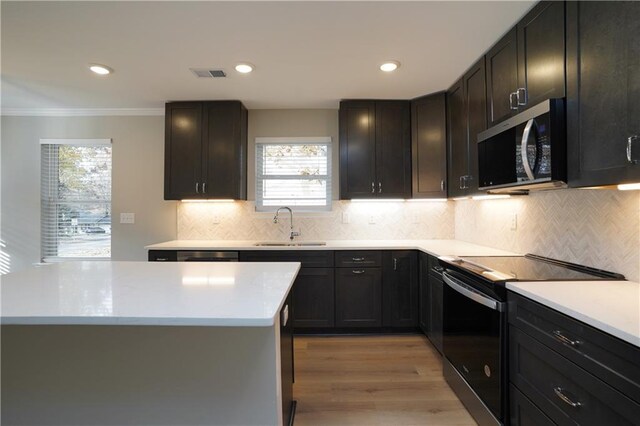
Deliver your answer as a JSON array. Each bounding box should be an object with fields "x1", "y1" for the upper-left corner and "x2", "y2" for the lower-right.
[{"x1": 437, "y1": 254, "x2": 624, "y2": 426}]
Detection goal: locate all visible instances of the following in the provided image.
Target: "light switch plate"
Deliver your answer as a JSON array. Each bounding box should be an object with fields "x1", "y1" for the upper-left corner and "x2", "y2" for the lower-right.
[
  {"x1": 342, "y1": 212, "x2": 350, "y2": 224},
  {"x1": 510, "y1": 213, "x2": 517, "y2": 231},
  {"x1": 368, "y1": 215, "x2": 376, "y2": 224},
  {"x1": 412, "y1": 213, "x2": 420, "y2": 224},
  {"x1": 120, "y1": 213, "x2": 135, "y2": 224}
]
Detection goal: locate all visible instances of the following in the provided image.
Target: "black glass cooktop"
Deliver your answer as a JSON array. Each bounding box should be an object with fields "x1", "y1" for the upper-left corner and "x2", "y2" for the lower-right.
[{"x1": 445, "y1": 254, "x2": 625, "y2": 282}]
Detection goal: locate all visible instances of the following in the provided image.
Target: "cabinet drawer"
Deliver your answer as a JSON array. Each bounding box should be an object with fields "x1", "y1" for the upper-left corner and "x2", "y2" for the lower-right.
[
  {"x1": 148, "y1": 250, "x2": 177, "y2": 262},
  {"x1": 510, "y1": 384, "x2": 555, "y2": 426},
  {"x1": 335, "y1": 251, "x2": 381, "y2": 268},
  {"x1": 510, "y1": 327, "x2": 640, "y2": 425},
  {"x1": 239, "y1": 251, "x2": 333, "y2": 268},
  {"x1": 508, "y1": 291, "x2": 640, "y2": 404}
]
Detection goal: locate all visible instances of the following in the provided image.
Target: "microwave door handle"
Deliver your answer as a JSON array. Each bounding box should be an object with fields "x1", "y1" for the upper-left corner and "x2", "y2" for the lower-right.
[
  {"x1": 442, "y1": 272, "x2": 504, "y2": 312},
  {"x1": 521, "y1": 118, "x2": 536, "y2": 181}
]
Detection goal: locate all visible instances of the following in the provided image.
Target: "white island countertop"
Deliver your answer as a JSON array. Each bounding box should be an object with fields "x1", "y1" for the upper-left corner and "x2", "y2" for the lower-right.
[
  {"x1": 146, "y1": 239, "x2": 518, "y2": 257},
  {"x1": 1, "y1": 261, "x2": 300, "y2": 327},
  {"x1": 507, "y1": 280, "x2": 640, "y2": 348}
]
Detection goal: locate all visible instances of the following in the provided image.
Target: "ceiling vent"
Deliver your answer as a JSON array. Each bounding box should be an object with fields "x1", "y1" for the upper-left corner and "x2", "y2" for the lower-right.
[{"x1": 190, "y1": 68, "x2": 227, "y2": 78}]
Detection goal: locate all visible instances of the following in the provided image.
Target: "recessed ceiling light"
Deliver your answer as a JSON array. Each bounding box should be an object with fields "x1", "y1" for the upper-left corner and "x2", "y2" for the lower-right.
[
  {"x1": 235, "y1": 63, "x2": 254, "y2": 74},
  {"x1": 89, "y1": 64, "x2": 113, "y2": 75},
  {"x1": 380, "y1": 61, "x2": 400, "y2": 72}
]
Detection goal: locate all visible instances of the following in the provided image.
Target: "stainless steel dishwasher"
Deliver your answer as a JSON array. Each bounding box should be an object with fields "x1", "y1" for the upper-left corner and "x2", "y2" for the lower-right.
[{"x1": 176, "y1": 251, "x2": 239, "y2": 262}]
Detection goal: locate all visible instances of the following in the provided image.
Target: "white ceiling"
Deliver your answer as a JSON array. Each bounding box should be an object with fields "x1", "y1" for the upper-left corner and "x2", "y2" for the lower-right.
[{"x1": 1, "y1": 1, "x2": 535, "y2": 110}]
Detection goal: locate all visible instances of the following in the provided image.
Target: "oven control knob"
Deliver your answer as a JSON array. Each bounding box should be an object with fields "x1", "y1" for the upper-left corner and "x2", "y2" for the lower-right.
[{"x1": 484, "y1": 365, "x2": 491, "y2": 378}]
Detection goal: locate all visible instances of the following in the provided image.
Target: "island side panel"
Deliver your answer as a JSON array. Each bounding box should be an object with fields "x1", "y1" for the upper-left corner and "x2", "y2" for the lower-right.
[{"x1": 1, "y1": 324, "x2": 280, "y2": 426}]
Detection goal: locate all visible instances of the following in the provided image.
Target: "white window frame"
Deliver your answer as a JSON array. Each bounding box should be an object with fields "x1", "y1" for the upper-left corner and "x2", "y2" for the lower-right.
[
  {"x1": 40, "y1": 138, "x2": 112, "y2": 262},
  {"x1": 255, "y1": 137, "x2": 332, "y2": 212}
]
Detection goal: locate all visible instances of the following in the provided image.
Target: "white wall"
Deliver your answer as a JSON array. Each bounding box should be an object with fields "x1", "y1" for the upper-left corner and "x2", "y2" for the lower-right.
[{"x1": 1, "y1": 115, "x2": 176, "y2": 272}]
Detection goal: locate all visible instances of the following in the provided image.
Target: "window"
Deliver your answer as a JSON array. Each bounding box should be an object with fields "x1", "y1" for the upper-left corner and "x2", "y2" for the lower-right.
[
  {"x1": 40, "y1": 139, "x2": 112, "y2": 261},
  {"x1": 255, "y1": 137, "x2": 332, "y2": 211}
]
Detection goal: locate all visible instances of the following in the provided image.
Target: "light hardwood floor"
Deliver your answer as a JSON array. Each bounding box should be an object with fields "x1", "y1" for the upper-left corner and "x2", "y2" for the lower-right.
[{"x1": 293, "y1": 334, "x2": 477, "y2": 426}]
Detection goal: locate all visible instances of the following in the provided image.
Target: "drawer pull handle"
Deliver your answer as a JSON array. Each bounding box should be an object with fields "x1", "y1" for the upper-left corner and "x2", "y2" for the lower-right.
[
  {"x1": 553, "y1": 330, "x2": 581, "y2": 347},
  {"x1": 352, "y1": 257, "x2": 365, "y2": 262},
  {"x1": 352, "y1": 270, "x2": 365, "y2": 274},
  {"x1": 155, "y1": 257, "x2": 169, "y2": 261},
  {"x1": 553, "y1": 387, "x2": 581, "y2": 408}
]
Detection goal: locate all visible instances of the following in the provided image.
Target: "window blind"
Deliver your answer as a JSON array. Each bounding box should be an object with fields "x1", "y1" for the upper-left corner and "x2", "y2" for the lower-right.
[
  {"x1": 255, "y1": 137, "x2": 332, "y2": 212},
  {"x1": 40, "y1": 139, "x2": 112, "y2": 261}
]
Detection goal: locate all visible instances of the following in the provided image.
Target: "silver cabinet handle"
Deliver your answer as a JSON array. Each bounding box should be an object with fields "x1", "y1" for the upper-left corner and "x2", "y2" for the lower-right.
[
  {"x1": 195, "y1": 182, "x2": 200, "y2": 194},
  {"x1": 352, "y1": 257, "x2": 365, "y2": 262},
  {"x1": 521, "y1": 119, "x2": 536, "y2": 180},
  {"x1": 459, "y1": 176, "x2": 464, "y2": 189},
  {"x1": 378, "y1": 182, "x2": 382, "y2": 193},
  {"x1": 440, "y1": 180, "x2": 445, "y2": 191},
  {"x1": 553, "y1": 387, "x2": 581, "y2": 408},
  {"x1": 371, "y1": 182, "x2": 375, "y2": 193},
  {"x1": 509, "y1": 92, "x2": 518, "y2": 110},
  {"x1": 627, "y1": 135, "x2": 638, "y2": 164},
  {"x1": 553, "y1": 330, "x2": 581, "y2": 347},
  {"x1": 393, "y1": 258, "x2": 398, "y2": 270},
  {"x1": 155, "y1": 257, "x2": 169, "y2": 262},
  {"x1": 202, "y1": 182, "x2": 206, "y2": 193},
  {"x1": 352, "y1": 270, "x2": 365, "y2": 274},
  {"x1": 281, "y1": 304, "x2": 289, "y2": 327},
  {"x1": 516, "y1": 87, "x2": 527, "y2": 106}
]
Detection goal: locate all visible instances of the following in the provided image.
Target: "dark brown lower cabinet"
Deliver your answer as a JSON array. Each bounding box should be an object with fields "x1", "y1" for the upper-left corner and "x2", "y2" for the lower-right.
[
  {"x1": 292, "y1": 267, "x2": 334, "y2": 328},
  {"x1": 419, "y1": 253, "x2": 430, "y2": 333},
  {"x1": 510, "y1": 384, "x2": 554, "y2": 426},
  {"x1": 335, "y1": 267, "x2": 382, "y2": 328},
  {"x1": 382, "y1": 251, "x2": 418, "y2": 328},
  {"x1": 428, "y1": 270, "x2": 444, "y2": 354},
  {"x1": 508, "y1": 291, "x2": 640, "y2": 425}
]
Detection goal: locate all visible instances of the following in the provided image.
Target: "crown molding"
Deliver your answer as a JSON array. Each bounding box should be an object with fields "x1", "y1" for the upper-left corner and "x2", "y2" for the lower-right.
[{"x1": 1, "y1": 108, "x2": 165, "y2": 117}]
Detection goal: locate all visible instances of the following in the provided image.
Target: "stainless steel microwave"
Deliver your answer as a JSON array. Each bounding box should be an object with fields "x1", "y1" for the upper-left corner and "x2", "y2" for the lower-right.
[{"x1": 478, "y1": 99, "x2": 566, "y2": 193}]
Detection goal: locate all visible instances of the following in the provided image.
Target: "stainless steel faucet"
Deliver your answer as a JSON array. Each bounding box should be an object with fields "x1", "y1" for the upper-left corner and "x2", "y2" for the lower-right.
[{"x1": 273, "y1": 207, "x2": 300, "y2": 241}]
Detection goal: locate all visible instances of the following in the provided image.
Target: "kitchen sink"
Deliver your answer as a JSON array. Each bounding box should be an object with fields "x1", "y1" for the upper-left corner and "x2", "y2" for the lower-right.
[{"x1": 254, "y1": 241, "x2": 326, "y2": 247}]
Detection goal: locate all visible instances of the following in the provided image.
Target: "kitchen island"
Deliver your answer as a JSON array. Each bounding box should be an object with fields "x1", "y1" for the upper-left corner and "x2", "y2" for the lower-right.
[{"x1": 1, "y1": 261, "x2": 300, "y2": 426}]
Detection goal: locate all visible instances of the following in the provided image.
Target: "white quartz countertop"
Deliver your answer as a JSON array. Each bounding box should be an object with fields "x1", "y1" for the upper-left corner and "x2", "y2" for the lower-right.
[
  {"x1": 1, "y1": 261, "x2": 300, "y2": 327},
  {"x1": 146, "y1": 239, "x2": 518, "y2": 257},
  {"x1": 507, "y1": 280, "x2": 640, "y2": 348}
]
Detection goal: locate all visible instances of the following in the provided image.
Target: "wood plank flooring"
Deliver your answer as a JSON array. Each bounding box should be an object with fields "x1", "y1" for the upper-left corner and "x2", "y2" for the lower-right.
[{"x1": 293, "y1": 334, "x2": 477, "y2": 426}]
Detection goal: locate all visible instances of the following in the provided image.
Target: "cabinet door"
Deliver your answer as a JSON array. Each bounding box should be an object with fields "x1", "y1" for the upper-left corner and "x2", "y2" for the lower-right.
[
  {"x1": 486, "y1": 27, "x2": 519, "y2": 127},
  {"x1": 567, "y1": 1, "x2": 640, "y2": 186},
  {"x1": 292, "y1": 267, "x2": 335, "y2": 328},
  {"x1": 419, "y1": 254, "x2": 431, "y2": 333},
  {"x1": 203, "y1": 101, "x2": 247, "y2": 199},
  {"x1": 411, "y1": 93, "x2": 447, "y2": 198},
  {"x1": 447, "y1": 78, "x2": 467, "y2": 197},
  {"x1": 517, "y1": 1, "x2": 566, "y2": 109},
  {"x1": 382, "y1": 251, "x2": 418, "y2": 328},
  {"x1": 463, "y1": 57, "x2": 488, "y2": 195},
  {"x1": 510, "y1": 384, "x2": 555, "y2": 426},
  {"x1": 429, "y1": 272, "x2": 443, "y2": 354},
  {"x1": 375, "y1": 101, "x2": 412, "y2": 198},
  {"x1": 339, "y1": 101, "x2": 376, "y2": 199},
  {"x1": 164, "y1": 102, "x2": 204, "y2": 200},
  {"x1": 335, "y1": 267, "x2": 381, "y2": 327}
]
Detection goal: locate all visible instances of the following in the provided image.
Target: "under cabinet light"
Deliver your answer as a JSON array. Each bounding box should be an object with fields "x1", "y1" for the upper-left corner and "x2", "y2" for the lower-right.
[
  {"x1": 618, "y1": 183, "x2": 640, "y2": 191},
  {"x1": 406, "y1": 198, "x2": 448, "y2": 203},
  {"x1": 472, "y1": 195, "x2": 511, "y2": 201},
  {"x1": 181, "y1": 199, "x2": 235, "y2": 203},
  {"x1": 350, "y1": 199, "x2": 405, "y2": 203}
]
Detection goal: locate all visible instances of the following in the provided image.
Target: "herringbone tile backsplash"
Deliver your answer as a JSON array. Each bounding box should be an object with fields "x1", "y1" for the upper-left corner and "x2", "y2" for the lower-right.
[
  {"x1": 455, "y1": 189, "x2": 640, "y2": 282},
  {"x1": 177, "y1": 189, "x2": 640, "y2": 282}
]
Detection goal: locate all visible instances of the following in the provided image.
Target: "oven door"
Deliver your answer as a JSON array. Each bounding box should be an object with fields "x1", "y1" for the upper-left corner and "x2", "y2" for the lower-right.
[{"x1": 442, "y1": 271, "x2": 506, "y2": 421}]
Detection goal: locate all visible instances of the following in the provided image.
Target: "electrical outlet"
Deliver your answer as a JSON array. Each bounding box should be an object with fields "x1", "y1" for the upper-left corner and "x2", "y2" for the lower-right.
[
  {"x1": 342, "y1": 212, "x2": 350, "y2": 224},
  {"x1": 510, "y1": 213, "x2": 517, "y2": 231},
  {"x1": 212, "y1": 215, "x2": 221, "y2": 224},
  {"x1": 368, "y1": 215, "x2": 376, "y2": 224},
  {"x1": 120, "y1": 213, "x2": 135, "y2": 224},
  {"x1": 412, "y1": 213, "x2": 420, "y2": 224}
]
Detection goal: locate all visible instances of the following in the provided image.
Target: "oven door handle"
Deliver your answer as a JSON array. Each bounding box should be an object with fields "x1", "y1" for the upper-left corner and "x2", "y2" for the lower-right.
[
  {"x1": 521, "y1": 118, "x2": 536, "y2": 181},
  {"x1": 442, "y1": 272, "x2": 504, "y2": 312}
]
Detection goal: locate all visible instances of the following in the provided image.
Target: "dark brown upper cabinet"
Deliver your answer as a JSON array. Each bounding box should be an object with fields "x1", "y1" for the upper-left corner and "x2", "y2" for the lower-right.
[
  {"x1": 339, "y1": 100, "x2": 411, "y2": 199},
  {"x1": 485, "y1": 1, "x2": 565, "y2": 127},
  {"x1": 411, "y1": 92, "x2": 447, "y2": 198},
  {"x1": 517, "y1": 1, "x2": 566, "y2": 108},
  {"x1": 447, "y1": 57, "x2": 488, "y2": 197},
  {"x1": 164, "y1": 101, "x2": 247, "y2": 200},
  {"x1": 566, "y1": 1, "x2": 640, "y2": 187},
  {"x1": 486, "y1": 28, "x2": 519, "y2": 127}
]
